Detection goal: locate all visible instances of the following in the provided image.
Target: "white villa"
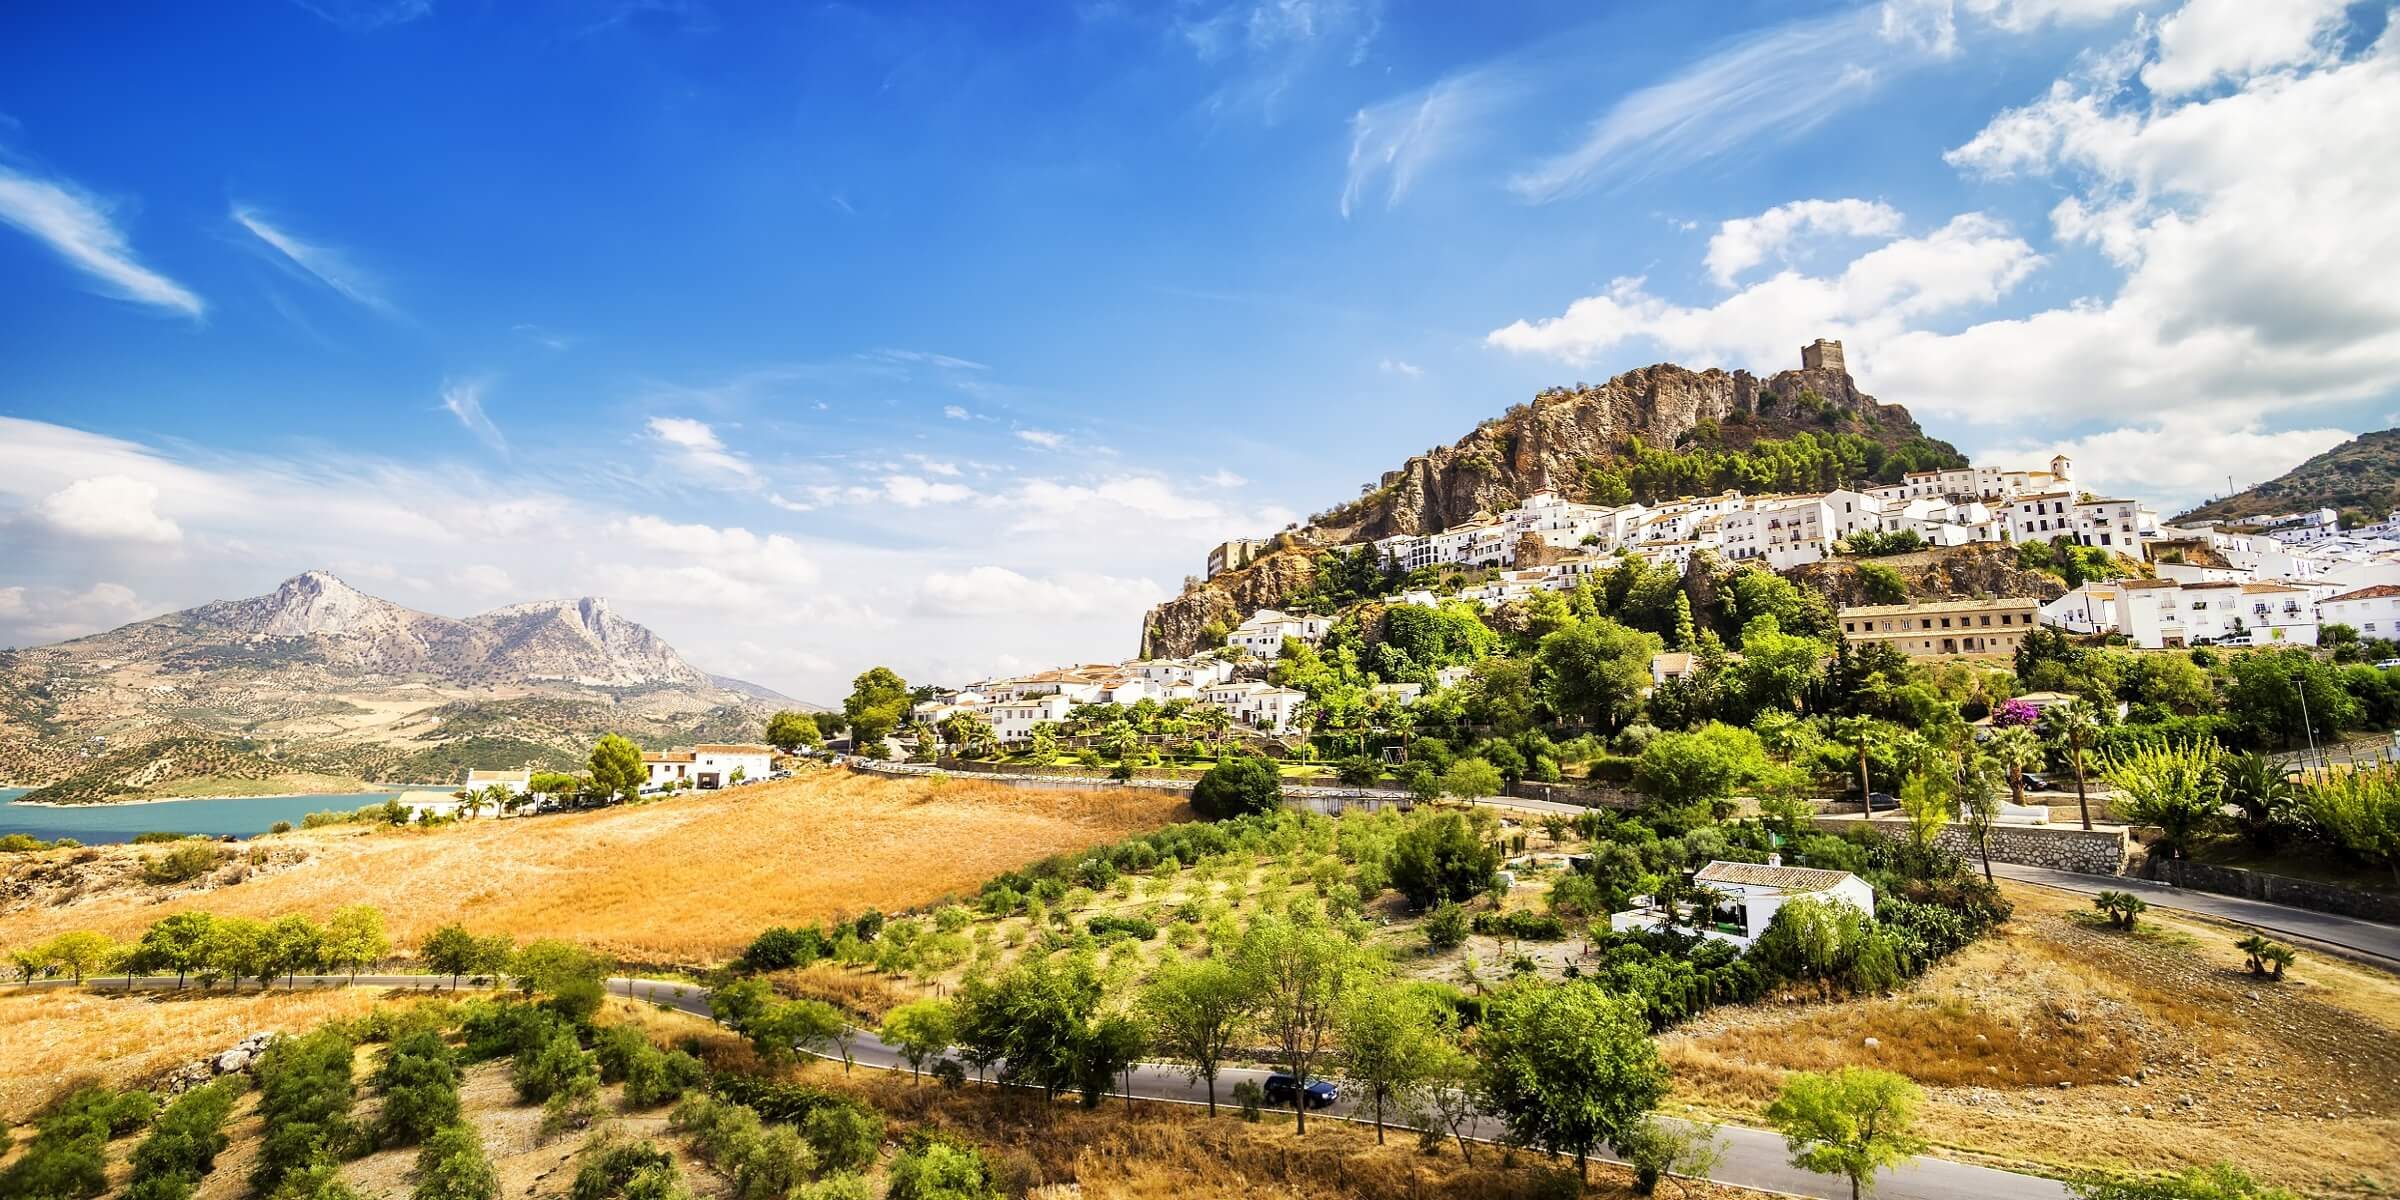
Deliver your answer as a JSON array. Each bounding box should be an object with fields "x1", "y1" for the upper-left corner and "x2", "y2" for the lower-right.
[
  {"x1": 1610, "y1": 859, "x2": 1876, "y2": 950},
  {"x1": 643, "y1": 743, "x2": 775, "y2": 790},
  {"x1": 463, "y1": 768, "x2": 532, "y2": 796},
  {"x1": 1228, "y1": 609, "x2": 1331, "y2": 658}
]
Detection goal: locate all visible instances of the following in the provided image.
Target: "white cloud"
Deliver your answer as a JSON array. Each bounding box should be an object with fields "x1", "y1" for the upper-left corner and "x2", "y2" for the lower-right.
[
  {"x1": 644, "y1": 416, "x2": 755, "y2": 480},
  {"x1": 916, "y1": 566, "x2": 1164, "y2": 618},
  {"x1": 942, "y1": 405, "x2": 972, "y2": 420},
  {"x1": 1509, "y1": 8, "x2": 1888, "y2": 202},
  {"x1": 231, "y1": 205, "x2": 392, "y2": 312},
  {"x1": 605, "y1": 515, "x2": 821, "y2": 590},
  {"x1": 1705, "y1": 198, "x2": 1904, "y2": 286},
  {"x1": 869, "y1": 348, "x2": 990, "y2": 371},
  {"x1": 451, "y1": 563, "x2": 514, "y2": 594},
  {"x1": 1203, "y1": 469, "x2": 1247, "y2": 489},
  {"x1": 1978, "y1": 424, "x2": 2352, "y2": 513},
  {"x1": 1341, "y1": 70, "x2": 1508, "y2": 218},
  {"x1": 1015, "y1": 429, "x2": 1066, "y2": 449},
  {"x1": 441, "y1": 379, "x2": 507, "y2": 452},
  {"x1": 38, "y1": 475, "x2": 182, "y2": 543},
  {"x1": 287, "y1": 0, "x2": 430, "y2": 31},
  {"x1": 1377, "y1": 358, "x2": 1424, "y2": 377},
  {"x1": 0, "y1": 165, "x2": 202, "y2": 316},
  {"x1": 880, "y1": 475, "x2": 975, "y2": 507},
  {"x1": 2141, "y1": 0, "x2": 2348, "y2": 96},
  {"x1": 1486, "y1": 212, "x2": 2040, "y2": 370}
]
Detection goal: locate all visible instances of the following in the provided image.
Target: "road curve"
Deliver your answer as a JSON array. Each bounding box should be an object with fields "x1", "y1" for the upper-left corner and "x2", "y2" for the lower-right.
[
  {"x1": 1990, "y1": 862, "x2": 2400, "y2": 968},
  {"x1": 15, "y1": 973, "x2": 2067, "y2": 1200}
]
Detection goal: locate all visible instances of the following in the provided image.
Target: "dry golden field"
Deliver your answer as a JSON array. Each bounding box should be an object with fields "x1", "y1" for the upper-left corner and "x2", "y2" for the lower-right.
[
  {"x1": 0, "y1": 986, "x2": 428, "y2": 1122},
  {"x1": 1661, "y1": 881, "x2": 2400, "y2": 1197},
  {"x1": 0, "y1": 770, "x2": 1186, "y2": 965}
]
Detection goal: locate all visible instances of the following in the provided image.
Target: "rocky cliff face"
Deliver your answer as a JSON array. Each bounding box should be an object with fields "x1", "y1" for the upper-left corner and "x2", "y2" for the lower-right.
[
  {"x1": 1141, "y1": 549, "x2": 1320, "y2": 660},
  {"x1": 1139, "y1": 356, "x2": 1954, "y2": 657},
  {"x1": 1788, "y1": 543, "x2": 2087, "y2": 609},
  {"x1": 1317, "y1": 361, "x2": 1934, "y2": 543},
  {"x1": 467, "y1": 597, "x2": 711, "y2": 687}
]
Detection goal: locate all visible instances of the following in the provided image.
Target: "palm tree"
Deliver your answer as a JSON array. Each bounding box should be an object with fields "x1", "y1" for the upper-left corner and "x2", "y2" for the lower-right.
[
  {"x1": 1988, "y1": 726, "x2": 2045, "y2": 810},
  {"x1": 1834, "y1": 716, "x2": 1882, "y2": 818},
  {"x1": 460, "y1": 791, "x2": 489, "y2": 820},
  {"x1": 2236, "y1": 934, "x2": 2274, "y2": 975},
  {"x1": 2260, "y1": 943, "x2": 2295, "y2": 980},
  {"x1": 909, "y1": 720, "x2": 941, "y2": 763},
  {"x1": 2042, "y1": 700, "x2": 2101, "y2": 830}
]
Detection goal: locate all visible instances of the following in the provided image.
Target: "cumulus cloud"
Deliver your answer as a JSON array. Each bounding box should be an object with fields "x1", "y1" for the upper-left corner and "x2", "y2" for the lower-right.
[
  {"x1": 943, "y1": 405, "x2": 972, "y2": 420},
  {"x1": 0, "y1": 165, "x2": 202, "y2": 316},
  {"x1": 1977, "y1": 424, "x2": 2353, "y2": 513},
  {"x1": 1705, "y1": 198, "x2": 1904, "y2": 286},
  {"x1": 38, "y1": 475, "x2": 183, "y2": 543},
  {"x1": 2140, "y1": 0, "x2": 2349, "y2": 96},
  {"x1": 1486, "y1": 212, "x2": 2040, "y2": 370},
  {"x1": 881, "y1": 475, "x2": 975, "y2": 507},
  {"x1": 1015, "y1": 429, "x2": 1066, "y2": 449}
]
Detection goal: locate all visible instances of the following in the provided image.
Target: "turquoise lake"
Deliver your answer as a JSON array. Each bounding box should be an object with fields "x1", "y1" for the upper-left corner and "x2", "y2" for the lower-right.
[{"x1": 0, "y1": 787, "x2": 416, "y2": 844}]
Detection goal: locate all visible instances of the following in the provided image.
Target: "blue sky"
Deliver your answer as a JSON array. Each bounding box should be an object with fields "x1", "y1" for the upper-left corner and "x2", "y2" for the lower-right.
[{"x1": 3, "y1": 0, "x2": 2396, "y2": 699}]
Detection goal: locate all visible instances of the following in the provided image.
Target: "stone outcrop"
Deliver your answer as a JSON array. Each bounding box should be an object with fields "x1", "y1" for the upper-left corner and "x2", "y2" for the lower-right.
[
  {"x1": 1789, "y1": 543, "x2": 2093, "y2": 608},
  {"x1": 1142, "y1": 548, "x2": 1319, "y2": 660},
  {"x1": 1313, "y1": 361, "x2": 1940, "y2": 543},
  {"x1": 160, "y1": 1031, "x2": 275, "y2": 1096}
]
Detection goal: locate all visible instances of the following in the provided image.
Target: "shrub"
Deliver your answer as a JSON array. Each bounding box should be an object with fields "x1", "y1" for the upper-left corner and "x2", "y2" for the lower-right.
[
  {"x1": 1190, "y1": 756, "x2": 1282, "y2": 821},
  {"x1": 887, "y1": 1135, "x2": 995, "y2": 1200},
  {"x1": 128, "y1": 1078, "x2": 244, "y2": 1200},
  {"x1": 1422, "y1": 902, "x2": 1470, "y2": 950},
  {"x1": 142, "y1": 844, "x2": 222, "y2": 886},
  {"x1": 268, "y1": 1161, "x2": 367, "y2": 1200},
  {"x1": 373, "y1": 1030, "x2": 463, "y2": 1146},
  {"x1": 2, "y1": 1084, "x2": 158, "y2": 1200},
  {"x1": 412, "y1": 1125, "x2": 498, "y2": 1200},
  {"x1": 1085, "y1": 914, "x2": 1158, "y2": 942},
  {"x1": 570, "y1": 1139, "x2": 678, "y2": 1200},
  {"x1": 801, "y1": 1101, "x2": 884, "y2": 1173},
  {"x1": 1472, "y1": 911, "x2": 1569, "y2": 941},
  {"x1": 623, "y1": 1047, "x2": 706, "y2": 1108},
  {"x1": 511, "y1": 1028, "x2": 596, "y2": 1103},
  {"x1": 1389, "y1": 811, "x2": 1500, "y2": 909},
  {"x1": 249, "y1": 1029, "x2": 360, "y2": 1195}
]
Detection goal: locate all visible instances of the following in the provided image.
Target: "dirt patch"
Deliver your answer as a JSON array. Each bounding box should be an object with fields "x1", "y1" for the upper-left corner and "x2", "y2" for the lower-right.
[{"x1": 1660, "y1": 881, "x2": 2400, "y2": 1196}]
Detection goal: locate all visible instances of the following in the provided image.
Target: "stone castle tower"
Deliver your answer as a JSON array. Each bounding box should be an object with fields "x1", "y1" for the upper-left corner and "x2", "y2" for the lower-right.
[{"x1": 1801, "y1": 338, "x2": 1846, "y2": 373}]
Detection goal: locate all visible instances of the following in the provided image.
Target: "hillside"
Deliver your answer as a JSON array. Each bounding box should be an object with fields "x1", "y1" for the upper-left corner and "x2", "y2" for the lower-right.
[
  {"x1": 2177, "y1": 428, "x2": 2400, "y2": 525},
  {"x1": 0, "y1": 571, "x2": 810, "y2": 794},
  {"x1": 1143, "y1": 352, "x2": 1963, "y2": 656}
]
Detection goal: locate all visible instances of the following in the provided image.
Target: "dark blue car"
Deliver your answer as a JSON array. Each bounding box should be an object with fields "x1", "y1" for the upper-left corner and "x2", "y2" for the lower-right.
[{"x1": 1263, "y1": 1073, "x2": 1338, "y2": 1109}]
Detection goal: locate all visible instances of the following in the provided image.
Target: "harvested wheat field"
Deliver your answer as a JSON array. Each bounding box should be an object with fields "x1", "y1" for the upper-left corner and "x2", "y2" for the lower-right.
[
  {"x1": 0, "y1": 770, "x2": 1186, "y2": 965},
  {"x1": 1661, "y1": 881, "x2": 2400, "y2": 1197},
  {"x1": 0, "y1": 985, "x2": 434, "y2": 1122}
]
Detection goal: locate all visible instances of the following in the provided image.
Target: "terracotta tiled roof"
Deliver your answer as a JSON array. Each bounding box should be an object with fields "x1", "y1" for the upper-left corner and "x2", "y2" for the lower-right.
[
  {"x1": 694, "y1": 743, "x2": 774, "y2": 754},
  {"x1": 1695, "y1": 860, "x2": 1857, "y2": 892},
  {"x1": 2325, "y1": 584, "x2": 2400, "y2": 603}
]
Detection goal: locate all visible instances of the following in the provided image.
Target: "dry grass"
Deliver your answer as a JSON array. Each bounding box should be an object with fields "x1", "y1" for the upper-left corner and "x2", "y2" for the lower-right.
[
  {"x1": 0, "y1": 986, "x2": 433, "y2": 1122},
  {"x1": 1661, "y1": 881, "x2": 2400, "y2": 1197},
  {"x1": 767, "y1": 961, "x2": 931, "y2": 1020},
  {"x1": 0, "y1": 770, "x2": 1185, "y2": 965}
]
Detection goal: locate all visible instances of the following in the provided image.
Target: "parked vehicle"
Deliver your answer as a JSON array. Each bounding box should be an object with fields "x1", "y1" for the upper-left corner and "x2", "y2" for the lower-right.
[
  {"x1": 1859, "y1": 791, "x2": 1900, "y2": 812},
  {"x1": 2019, "y1": 772, "x2": 2053, "y2": 792},
  {"x1": 1262, "y1": 1073, "x2": 1338, "y2": 1109}
]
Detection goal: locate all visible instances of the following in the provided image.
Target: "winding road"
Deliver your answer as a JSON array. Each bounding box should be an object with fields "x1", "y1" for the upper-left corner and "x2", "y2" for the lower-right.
[{"x1": 1990, "y1": 862, "x2": 2400, "y2": 968}]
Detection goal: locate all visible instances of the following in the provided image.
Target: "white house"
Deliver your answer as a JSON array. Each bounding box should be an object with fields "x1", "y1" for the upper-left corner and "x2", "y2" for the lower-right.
[
  {"x1": 1198, "y1": 681, "x2": 1307, "y2": 733},
  {"x1": 1609, "y1": 859, "x2": 1876, "y2": 950},
  {"x1": 643, "y1": 743, "x2": 775, "y2": 790},
  {"x1": 2318, "y1": 584, "x2": 2400, "y2": 640},
  {"x1": 463, "y1": 768, "x2": 532, "y2": 796},
  {"x1": 1228, "y1": 609, "x2": 1331, "y2": 659},
  {"x1": 986, "y1": 693, "x2": 1076, "y2": 743},
  {"x1": 2039, "y1": 583, "x2": 2121, "y2": 635}
]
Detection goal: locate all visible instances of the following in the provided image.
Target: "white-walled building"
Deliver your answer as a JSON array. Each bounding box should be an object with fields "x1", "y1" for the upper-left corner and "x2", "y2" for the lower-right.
[
  {"x1": 2040, "y1": 584, "x2": 2121, "y2": 636},
  {"x1": 463, "y1": 768, "x2": 532, "y2": 796},
  {"x1": 1228, "y1": 609, "x2": 1331, "y2": 658},
  {"x1": 1610, "y1": 859, "x2": 1876, "y2": 950},
  {"x1": 1198, "y1": 681, "x2": 1307, "y2": 733},
  {"x1": 2318, "y1": 584, "x2": 2400, "y2": 639},
  {"x1": 643, "y1": 743, "x2": 775, "y2": 790}
]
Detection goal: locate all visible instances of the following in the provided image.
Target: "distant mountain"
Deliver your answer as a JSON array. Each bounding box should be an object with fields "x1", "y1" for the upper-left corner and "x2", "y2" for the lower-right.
[
  {"x1": 0, "y1": 571, "x2": 816, "y2": 799},
  {"x1": 2176, "y1": 429, "x2": 2400, "y2": 526}
]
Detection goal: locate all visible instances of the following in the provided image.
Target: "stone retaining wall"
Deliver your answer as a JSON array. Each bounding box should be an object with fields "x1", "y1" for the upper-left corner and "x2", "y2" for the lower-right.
[
  {"x1": 1815, "y1": 816, "x2": 2130, "y2": 876},
  {"x1": 2137, "y1": 858, "x2": 2400, "y2": 923}
]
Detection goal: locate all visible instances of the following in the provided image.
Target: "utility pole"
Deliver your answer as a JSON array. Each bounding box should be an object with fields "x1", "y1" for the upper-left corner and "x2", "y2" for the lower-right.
[{"x1": 2294, "y1": 675, "x2": 2323, "y2": 778}]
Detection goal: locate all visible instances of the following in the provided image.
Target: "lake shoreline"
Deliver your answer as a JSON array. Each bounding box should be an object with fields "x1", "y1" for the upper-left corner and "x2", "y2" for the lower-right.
[{"x1": 6, "y1": 783, "x2": 454, "y2": 809}]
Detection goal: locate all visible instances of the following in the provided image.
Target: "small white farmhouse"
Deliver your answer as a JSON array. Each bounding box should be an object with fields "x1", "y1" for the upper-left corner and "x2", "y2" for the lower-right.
[
  {"x1": 1610, "y1": 859, "x2": 1876, "y2": 950},
  {"x1": 642, "y1": 743, "x2": 775, "y2": 790}
]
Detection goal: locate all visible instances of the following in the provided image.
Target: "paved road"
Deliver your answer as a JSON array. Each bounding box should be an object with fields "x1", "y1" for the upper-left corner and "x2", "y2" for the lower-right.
[
  {"x1": 1990, "y1": 863, "x2": 2400, "y2": 967},
  {"x1": 22, "y1": 973, "x2": 2066, "y2": 1200}
]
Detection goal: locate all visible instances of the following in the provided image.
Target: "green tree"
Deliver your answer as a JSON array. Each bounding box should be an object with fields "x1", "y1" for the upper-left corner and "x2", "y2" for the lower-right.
[
  {"x1": 1833, "y1": 716, "x2": 1884, "y2": 818},
  {"x1": 879, "y1": 999, "x2": 957, "y2": 1083},
  {"x1": 1235, "y1": 913, "x2": 1378, "y2": 1136},
  {"x1": 764, "y1": 710, "x2": 822, "y2": 753},
  {"x1": 1536, "y1": 619, "x2": 1662, "y2": 732},
  {"x1": 2223, "y1": 648, "x2": 2357, "y2": 749},
  {"x1": 1387, "y1": 811, "x2": 1500, "y2": 909},
  {"x1": 420, "y1": 924, "x2": 484, "y2": 990},
  {"x1": 2294, "y1": 769, "x2": 2400, "y2": 886},
  {"x1": 43, "y1": 930, "x2": 112, "y2": 984},
  {"x1": 138, "y1": 911, "x2": 216, "y2": 989},
  {"x1": 1473, "y1": 979, "x2": 1666, "y2": 1182},
  {"x1": 2106, "y1": 741, "x2": 2223, "y2": 858},
  {"x1": 1765, "y1": 1067, "x2": 1926, "y2": 1200},
  {"x1": 2069, "y1": 1163, "x2": 2299, "y2": 1200},
  {"x1": 1190, "y1": 756, "x2": 1282, "y2": 821},
  {"x1": 952, "y1": 954, "x2": 1105, "y2": 1104},
  {"x1": 1138, "y1": 957, "x2": 1257, "y2": 1115},
  {"x1": 1439, "y1": 756, "x2": 1504, "y2": 801},
  {"x1": 842, "y1": 667, "x2": 913, "y2": 750},
  {"x1": 589, "y1": 735, "x2": 646, "y2": 803},
  {"x1": 1634, "y1": 723, "x2": 1769, "y2": 815},
  {"x1": 413, "y1": 1124, "x2": 498, "y2": 1200},
  {"x1": 2040, "y1": 700, "x2": 2101, "y2": 831},
  {"x1": 203, "y1": 917, "x2": 268, "y2": 992},
  {"x1": 1895, "y1": 770, "x2": 1952, "y2": 854},
  {"x1": 1338, "y1": 983, "x2": 1452, "y2": 1143},
  {"x1": 886, "y1": 1140, "x2": 994, "y2": 1200}
]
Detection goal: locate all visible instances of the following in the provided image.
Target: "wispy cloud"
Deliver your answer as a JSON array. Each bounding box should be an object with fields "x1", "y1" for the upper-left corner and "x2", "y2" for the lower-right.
[
  {"x1": 645, "y1": 416, "x2": 755, "y2": 481},
  {"x1": 287, "y1": 0, "x2": 431, "y2": 32},
  {"x1": 232, "y1": 205, "x2": 395, "y2": 314},
  {"x1": 511, "y1": 323, "x2": 572, "y2": 351},
  {"x1": 441, "y1": 379, "x2": 507, "y2": 452},
  {"x1": 1015, "y1": 429, "x2": 1066, "y2": 450},
  {"x1": 0, "y1": 165, "x2": 203, "y2": 317},
  {"x1": 1509, "y1": 8, "x2": 1886, "y2": 203},
  {"x1": 1342, "y1": 69, "x2": 1512, "y2": 218},
  {"x1": 867, "y1": 348, "x2": 989, "y2": 371},
  {"x1": 943, "y1": 405, "x2": 973, "y2": 421},
  {"x1": 1377, "y1": 358, "x2": 1424, "y2": 377}
]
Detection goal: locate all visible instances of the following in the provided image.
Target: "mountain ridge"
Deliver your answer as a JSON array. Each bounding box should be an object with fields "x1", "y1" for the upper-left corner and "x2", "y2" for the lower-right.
[{"x1": 2175, "y1": 429, "x2": 2400, "y2": 526}]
